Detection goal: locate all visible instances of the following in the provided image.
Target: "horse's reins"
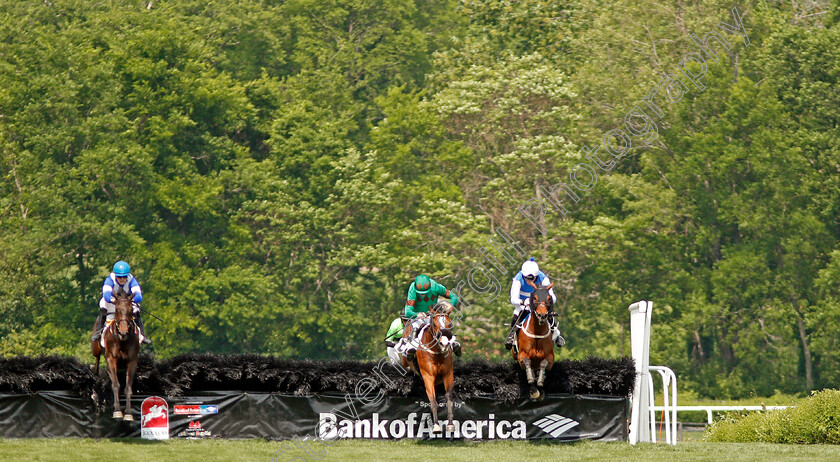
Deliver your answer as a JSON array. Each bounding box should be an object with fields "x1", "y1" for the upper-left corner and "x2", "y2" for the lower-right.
[{"x1": 519, "y1": 312, "x2": 552, "y2": 339}]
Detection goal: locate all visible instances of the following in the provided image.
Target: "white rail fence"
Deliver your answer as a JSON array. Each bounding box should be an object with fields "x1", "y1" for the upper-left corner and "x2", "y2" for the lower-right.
[{"x1": 651, "y1": 405, "x2": 790, "y2": 425}]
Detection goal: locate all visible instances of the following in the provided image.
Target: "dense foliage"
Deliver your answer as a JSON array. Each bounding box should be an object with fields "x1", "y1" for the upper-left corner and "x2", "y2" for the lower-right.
[
  {"x1": 1, "y1": 0, "x2": 839, "y2": 398},
  {"x1": 706, "y1": 389, "x2": 840, "y2": 443}
]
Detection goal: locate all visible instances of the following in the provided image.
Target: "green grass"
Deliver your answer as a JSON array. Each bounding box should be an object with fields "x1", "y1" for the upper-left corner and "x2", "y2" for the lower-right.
[{"x1": 2, "y1": 439, "x2": 840, "y2": 462}]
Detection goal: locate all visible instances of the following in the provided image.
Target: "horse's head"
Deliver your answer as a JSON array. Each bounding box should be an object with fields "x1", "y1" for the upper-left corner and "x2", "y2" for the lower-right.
[
  {"x1": 112, "y1": 287, "x2": 135, "y2": 340},
  {"x1": 429, "y1": 301, "x2": 454, "y2": 340},
  {"x1": 527, "y1": 279, "x2": 554, "y2": 325}
]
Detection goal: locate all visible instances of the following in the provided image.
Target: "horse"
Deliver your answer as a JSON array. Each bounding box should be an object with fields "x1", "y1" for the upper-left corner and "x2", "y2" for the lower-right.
[
  {"x1": 512, "y1": 280, "x2": 555, "y2": 400},
  {"x1": 401, "y1": 301, "x2": 457, "y2": 434},
  {"x1": 90, "y1": 287, "x2": 140, "y2": 420}
]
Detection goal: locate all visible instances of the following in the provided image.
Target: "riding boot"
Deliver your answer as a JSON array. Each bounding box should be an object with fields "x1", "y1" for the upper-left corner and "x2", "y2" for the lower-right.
[
  {"x1": 451, "y1": 340, "x2": 462, "y2": 357},
  {"x1": 91, "y1": 309, "x2": 107, "y2": 342},
  {"x1": 504, "y1": 312, "x2": 526, "y2": 350},
  {"x1": 405, "y1": 326, "x2": 417, "y2": 358},
  {"x1": 134, "y1": 313, "x2": 153, "y2": 345},
  {"x1": 549, "y1": 314, "x2": 566, "y2": 348},
  {"x1": 553, "y1": 331, "x2": 567, "y2": 348}
]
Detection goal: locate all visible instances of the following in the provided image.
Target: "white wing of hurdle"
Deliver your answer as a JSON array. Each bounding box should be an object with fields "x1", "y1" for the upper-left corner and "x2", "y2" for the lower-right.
[{"x1": 628, "y1": 301, "x2": 678, "y2": 445}]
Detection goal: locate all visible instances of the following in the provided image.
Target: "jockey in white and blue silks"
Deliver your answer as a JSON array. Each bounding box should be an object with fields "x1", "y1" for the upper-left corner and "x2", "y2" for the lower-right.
[
  {"x1": 91, "y1": 260, "x2": 152, "y2": 345},
  {"x1": 504, "y1": 258, "x2": 564, "y2": 350}
]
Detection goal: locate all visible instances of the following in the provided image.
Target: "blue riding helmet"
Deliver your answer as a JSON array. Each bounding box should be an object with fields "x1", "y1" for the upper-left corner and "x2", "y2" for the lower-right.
[{"x1": 113, "y1": 261, "x2": 130, "y2": 277}]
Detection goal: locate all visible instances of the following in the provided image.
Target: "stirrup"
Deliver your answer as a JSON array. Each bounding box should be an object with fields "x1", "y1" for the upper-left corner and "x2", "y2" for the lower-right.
[{"x1": 504, "y1": 330, "x2": 516, "y2": 350}]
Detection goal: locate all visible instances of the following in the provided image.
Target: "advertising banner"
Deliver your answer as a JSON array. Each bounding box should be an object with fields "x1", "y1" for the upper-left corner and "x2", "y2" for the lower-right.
[{"x1": 0, "y1": 391, "x2": 628, "y2": 441}]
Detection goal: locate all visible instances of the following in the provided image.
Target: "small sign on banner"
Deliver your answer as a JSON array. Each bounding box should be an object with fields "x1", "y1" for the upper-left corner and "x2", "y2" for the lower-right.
[
  {"x1": 141, "y1": 396, "x2": 169, "y2": 440},
  {"x1": 173, "y1": 404, "x2": 219, "y2": 416}
]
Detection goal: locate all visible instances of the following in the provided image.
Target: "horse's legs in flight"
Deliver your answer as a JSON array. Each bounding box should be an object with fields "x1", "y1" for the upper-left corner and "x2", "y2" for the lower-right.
[
  {"x1": 421, "y1": 371, "x2": 440, "y2": 432},
  {"x1": 106, "y1": 356, "x2": 123, "y2": 419},
  {"x1": 537, "y1": 358, "x2": 549, "y2": 388},
  {"x1": 536, "y1": 358, "x2": 549, "y2": 400},
  {"x1": 91, "y1": 340, "x2": 100, "y2": 375},
  {"x1": 444, "y1": 368, "x2": 455, "y2": 432},
  {"x1": 522, "y1": 357, "x2": 534, "y2": 385},
  {"x1": 523, "y1": 357, "x2": 540, "y2": 400},
  {"x1": 123, "y1": 359, "x2": 138, "y2": 421}
]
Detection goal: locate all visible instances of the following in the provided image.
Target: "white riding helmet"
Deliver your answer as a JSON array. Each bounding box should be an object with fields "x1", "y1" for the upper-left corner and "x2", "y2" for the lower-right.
[{"x1": 521, "y1": 259, "x2": 539, "y2": 279}]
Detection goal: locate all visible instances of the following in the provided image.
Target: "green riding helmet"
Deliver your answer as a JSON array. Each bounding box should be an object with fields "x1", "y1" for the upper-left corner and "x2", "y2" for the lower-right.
[{"x1": 414, "y1": 274, "x2": 432, "y2": 294}]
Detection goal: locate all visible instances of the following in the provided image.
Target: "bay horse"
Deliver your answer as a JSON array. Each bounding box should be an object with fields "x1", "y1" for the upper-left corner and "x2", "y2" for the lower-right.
[
  {"x1": 91, "y1": 287, "x2": 140, "y2": 420},
  {"x1": 512, "y1": 280, "x2": 555, "y2": 400},
  {"x1": 401, "y1": 301, "x2": 456, "y2": 433}
]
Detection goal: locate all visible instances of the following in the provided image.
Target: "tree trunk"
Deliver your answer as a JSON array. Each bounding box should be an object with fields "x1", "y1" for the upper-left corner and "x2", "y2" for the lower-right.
[{"x1": 792, "y1": 298, "x2": 814, "y2": 390}]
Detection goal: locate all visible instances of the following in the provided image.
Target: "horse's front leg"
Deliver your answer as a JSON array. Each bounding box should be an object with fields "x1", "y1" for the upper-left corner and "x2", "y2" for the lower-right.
[
  {"x1": 421, "y1": 372, "x2": 440, "y2": 434},
  {"x1": 522, "y1": 357, "x2": 539, "y2": 399},
  {"x1": 537, "y1": 358, "x2": 549, "y2": 388},
  {"x1": 536, "y1": 358, "x2": 549, "y2": 401},
  {"x1": 123, "y1": 359, "x2": 138, "y2": 421},
  {"x1": 106, "y1": 356, "x2": 122, "y2": 419},
  {"x1": 92, "y1": 352, "x2": 100, "y2": 376},
  {"x1": 443, "y1": 368, "x2": 455, "y2": 433},
  {"x1": 522, "y1": 357, "x2": 534, "y2": 384}
]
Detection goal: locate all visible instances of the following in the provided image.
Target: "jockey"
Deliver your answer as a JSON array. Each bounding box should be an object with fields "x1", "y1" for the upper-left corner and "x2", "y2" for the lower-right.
[
  {"x1": 90, "y1": 261, "x2": 152, "y2": 346},
  {"x1": 398, "y1": 274, "x2": 461, "y2": 358},
  {"x1": 384, "y1": 317, "x2": 403, "y2": 364},
  {"x1": 505, "y1": 258, "x2": 565, "y2": 350}
]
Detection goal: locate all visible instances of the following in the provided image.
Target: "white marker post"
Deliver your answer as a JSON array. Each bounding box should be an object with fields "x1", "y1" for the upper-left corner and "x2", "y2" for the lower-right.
[{"x1": 628, "y1": 300, "x2": 652, "y2": 445}]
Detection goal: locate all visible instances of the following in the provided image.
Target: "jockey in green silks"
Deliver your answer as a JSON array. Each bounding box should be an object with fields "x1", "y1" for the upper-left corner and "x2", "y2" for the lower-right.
[{"x1": 397, "y1": 274, "x2": 461, "y2": 358}]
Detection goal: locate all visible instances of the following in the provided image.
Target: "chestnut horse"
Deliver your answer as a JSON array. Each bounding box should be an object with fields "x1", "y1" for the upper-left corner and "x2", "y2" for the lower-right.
[
  {"x1": 91, "y1": 287, "x2": 140, "y2": 420},
  {"x1": 401, "y1": 302, "x2": 456, "y2": 433},
  {"x1": 512, "y1": 280, "x2": 555, "y2": 399}
]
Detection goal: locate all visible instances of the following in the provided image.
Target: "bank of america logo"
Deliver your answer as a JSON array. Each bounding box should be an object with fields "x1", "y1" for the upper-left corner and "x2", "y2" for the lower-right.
[{"x1": 533, "y1": 414, "x2": 579, "y2": 437}]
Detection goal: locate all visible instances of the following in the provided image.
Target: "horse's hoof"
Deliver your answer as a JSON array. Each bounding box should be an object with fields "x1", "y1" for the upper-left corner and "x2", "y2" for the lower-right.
[
  {"x1": 446, "y1": 424, "x2": 456, "y2": 433},
  {"x1": 113, "y1": 411, "x2": 123, "y2": 419},
  {"x1": 123, "y1": 413, "x2": 134, "y2": 422},
  {"x1": 538, "y1": 389, "x2": 546, "y2": 401},
  {"x1": 433, "y1": 423, "x2": 442, "y2": 433},
  {"x1": 529, "y1": 388, "x2": 540, "y2": 399}
]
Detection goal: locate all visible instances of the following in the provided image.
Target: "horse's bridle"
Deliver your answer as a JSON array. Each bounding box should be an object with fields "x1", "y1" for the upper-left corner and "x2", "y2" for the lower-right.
[
  {"x1": 109, "y1": 295, "x2": 137, "y2": 342},
  {"x1": 110, "y1": 315, "x2": 136, "y2": 341},
  {"x1": 521, "y1": 282, "x2": 553, "y2": 339},
  {"x1": 422, "y1": 309, "x2": 454, "y2": 356}
]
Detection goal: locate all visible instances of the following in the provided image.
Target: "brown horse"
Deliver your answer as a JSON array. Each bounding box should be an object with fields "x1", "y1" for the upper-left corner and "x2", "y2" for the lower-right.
[
  {"x1": 91, "y1": 287, "x2": 140, "y2": 420},
  {"x1": 512, "y1": 280, "x2": 555, "y2": 400},
  {"x1": 401, "y1": 302, "x2": 456, "y2": 433}
]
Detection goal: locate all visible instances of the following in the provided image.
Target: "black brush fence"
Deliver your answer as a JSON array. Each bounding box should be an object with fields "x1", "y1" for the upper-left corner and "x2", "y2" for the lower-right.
[{"x1": 0, "y1": 354, "x2": 635, "y2": 441}]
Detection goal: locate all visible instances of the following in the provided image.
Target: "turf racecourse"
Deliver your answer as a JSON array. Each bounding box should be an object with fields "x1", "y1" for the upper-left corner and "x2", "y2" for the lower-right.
[{"x1": 2, "y1": 439, "x2": 840, "y2": 462}]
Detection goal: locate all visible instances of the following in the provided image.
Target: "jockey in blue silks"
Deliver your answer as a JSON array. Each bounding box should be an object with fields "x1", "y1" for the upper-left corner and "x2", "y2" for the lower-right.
[
  {"x1": 504, "y1": 258, "x2": 565, "y2": 350},
  {"x1": 91, "y1": 261, "x2": 152, "y2": 345}
]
